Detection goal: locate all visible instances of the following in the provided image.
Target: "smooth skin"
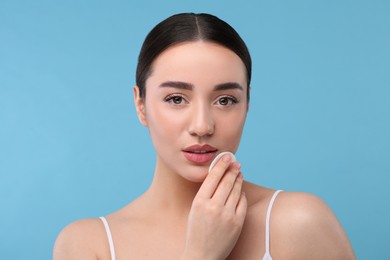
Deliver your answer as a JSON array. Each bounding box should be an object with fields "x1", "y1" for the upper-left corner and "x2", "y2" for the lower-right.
[{"x1": 53, "y1": 42, "x2": 355, "y2": 259}]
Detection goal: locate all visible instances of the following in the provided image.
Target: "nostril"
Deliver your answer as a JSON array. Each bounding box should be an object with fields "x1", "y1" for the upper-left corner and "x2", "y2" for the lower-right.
[
  {"x1": 188, "y1": 124, "x2": 214, "y2": 136},
  {"x1": 187, "y1": 106, "x2": 215, "y2": 136}
]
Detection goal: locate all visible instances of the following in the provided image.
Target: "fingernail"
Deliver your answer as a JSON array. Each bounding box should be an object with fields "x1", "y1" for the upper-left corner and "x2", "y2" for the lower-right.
[
  {"x1": 234, "y1": 162, "x2": 241, "y2": 169},
  {"x1": 222, "y1": 154, "x2": 232, "y2": 162}
]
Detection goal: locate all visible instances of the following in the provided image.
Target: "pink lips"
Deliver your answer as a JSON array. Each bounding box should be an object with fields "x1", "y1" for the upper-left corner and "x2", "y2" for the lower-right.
[{"x1": 182, "y1": 144, "x2": 218, "y2": 164}]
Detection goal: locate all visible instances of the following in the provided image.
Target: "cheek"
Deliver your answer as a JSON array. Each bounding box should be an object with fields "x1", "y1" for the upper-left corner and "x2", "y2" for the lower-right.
[
  {"x1": 146, "y1": 104, "x2": 186, "y2": 142},
  {"x1": 215, "y1": 109, "x2": 247, "y2": 148}
]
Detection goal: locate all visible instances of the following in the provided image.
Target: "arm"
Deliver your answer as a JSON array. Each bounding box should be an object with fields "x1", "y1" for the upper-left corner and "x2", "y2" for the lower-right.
[{"x1": 272, "y1": 193, "x2": 356, "y2": 259}]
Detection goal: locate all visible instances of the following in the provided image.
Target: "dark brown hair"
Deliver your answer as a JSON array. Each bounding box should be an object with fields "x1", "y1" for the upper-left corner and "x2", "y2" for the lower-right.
[{"x1": 136, "y1": 13, "x2": 252, "y2": 101}]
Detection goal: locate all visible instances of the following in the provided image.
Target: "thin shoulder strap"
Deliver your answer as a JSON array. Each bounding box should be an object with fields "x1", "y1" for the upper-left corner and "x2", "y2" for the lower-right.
[
  {"x1": 262, "y1": 190, "x2": 283, "y2": 260},
  {"x1": 99, "y1": 216, "x2": 116, "y2": 260}
]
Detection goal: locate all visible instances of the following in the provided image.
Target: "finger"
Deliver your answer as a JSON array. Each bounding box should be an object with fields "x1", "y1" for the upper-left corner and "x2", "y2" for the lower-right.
[
  {"x1": 197, "y1": 154, "x2": 233, "y2": 198},
  {"x1": 211, "y1": 164, "x2": 241, "y2": 204},
  {"x1": 225, "y1": 172, "x2": 244, "y2": 209},
  {"x1": 208, "y1": 151, "x2": 235, "y2": 173},
  {"x1": 236, "y1": 192, "x2": 247, "y2": 218}
]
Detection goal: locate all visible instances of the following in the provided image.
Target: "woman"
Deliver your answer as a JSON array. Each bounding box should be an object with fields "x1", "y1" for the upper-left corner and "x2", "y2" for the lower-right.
[{"x1": 54, "y1": 13, "x2": 355, "y2": 259}]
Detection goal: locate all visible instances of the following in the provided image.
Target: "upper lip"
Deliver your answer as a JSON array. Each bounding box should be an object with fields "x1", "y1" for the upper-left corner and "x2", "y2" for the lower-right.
[{"x1": 183, "y1": 144, "x2": 218, "y2": 153}]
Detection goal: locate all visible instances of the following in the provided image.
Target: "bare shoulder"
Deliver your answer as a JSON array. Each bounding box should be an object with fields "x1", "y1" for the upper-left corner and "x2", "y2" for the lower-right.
[
  {"x1": 271, "y1": 191, "x2": 356, "y2": 259},
  {"x1": 53, "y1": 218, "x2": 109, "y2": 260},
  {"x1": 241, "y1": 183, "x2": 355, "y2": 259}
]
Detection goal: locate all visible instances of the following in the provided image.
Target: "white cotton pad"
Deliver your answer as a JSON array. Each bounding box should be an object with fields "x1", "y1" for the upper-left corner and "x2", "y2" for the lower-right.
[{"x1": 208, "y1": 151, "x2": 236, "y2": 173}]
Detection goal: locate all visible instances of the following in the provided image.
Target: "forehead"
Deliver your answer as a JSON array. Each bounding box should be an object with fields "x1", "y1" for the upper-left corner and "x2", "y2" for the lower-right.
[{"x1": 146, "y1": 41, "x2": 247, "y2": 89}]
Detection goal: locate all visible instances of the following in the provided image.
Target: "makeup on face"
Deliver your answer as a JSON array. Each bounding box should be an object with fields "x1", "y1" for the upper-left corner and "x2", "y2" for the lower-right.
[
  {"x1": 182, "y1": 144, "x2": 218, "y2": 164},
  {"x1": 142, "y1": 42, "x2": 246, "y2": 182}
]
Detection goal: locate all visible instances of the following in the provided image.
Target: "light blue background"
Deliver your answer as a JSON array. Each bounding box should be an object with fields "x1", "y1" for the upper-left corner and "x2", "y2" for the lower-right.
[{"x1": 1, "y1": 1, "x2": 389, "y2": 259}]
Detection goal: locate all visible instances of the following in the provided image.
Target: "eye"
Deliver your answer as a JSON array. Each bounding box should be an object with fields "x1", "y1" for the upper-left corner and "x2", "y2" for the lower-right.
[
  {"x1": 216, "y1": 96, "x2": 238, "y2": 106},
  {"x1": 164, "y1": 94, "x2": 187, "y2": 105}
]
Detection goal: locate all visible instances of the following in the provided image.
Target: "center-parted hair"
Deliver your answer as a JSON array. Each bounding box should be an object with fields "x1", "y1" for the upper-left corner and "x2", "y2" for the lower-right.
[{"x1": 136, "y1": 13, "x2": 252, "y2": 101}]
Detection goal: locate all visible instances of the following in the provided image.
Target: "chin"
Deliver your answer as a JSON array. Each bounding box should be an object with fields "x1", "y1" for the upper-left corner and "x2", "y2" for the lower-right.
[
  {"x1": 181, "y1": 169, "x2": 208, "y2": 183},
  {"x1": 186, "y1": 176, "x2": 206, "y2": 183}
]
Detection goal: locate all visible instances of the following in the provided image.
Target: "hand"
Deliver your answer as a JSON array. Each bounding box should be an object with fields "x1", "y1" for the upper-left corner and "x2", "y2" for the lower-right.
[{"x1": 181, "y1": 154, "x2": 247, "y2": 260}]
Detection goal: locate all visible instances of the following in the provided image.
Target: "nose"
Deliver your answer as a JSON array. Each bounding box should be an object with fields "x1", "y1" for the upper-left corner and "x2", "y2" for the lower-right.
[{"x1": 188, "y1": 103, "x2": 214, "y2": 137}]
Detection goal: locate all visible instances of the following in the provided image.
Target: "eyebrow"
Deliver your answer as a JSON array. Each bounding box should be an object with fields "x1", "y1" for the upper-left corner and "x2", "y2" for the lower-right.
[
  {"x1": 159, "y1": 81, "x2": 193, "y2": 90},
  {"x1": 159, "y1": 81, "x2": 244, "y2": 91},
  {"x1": 213, "y1": 82, "x2": 244, "y2": 91}
]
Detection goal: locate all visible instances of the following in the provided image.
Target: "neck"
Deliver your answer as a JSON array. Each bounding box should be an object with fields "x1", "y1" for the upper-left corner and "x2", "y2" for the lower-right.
[{"x1": 143, "y1": 158, "x2": 202, "y2": 216}]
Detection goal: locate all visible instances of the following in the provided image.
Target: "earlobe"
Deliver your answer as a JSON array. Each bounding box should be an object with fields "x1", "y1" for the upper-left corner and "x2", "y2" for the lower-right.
[{"x1": 133, "y1": 86, "x2": 148, "y2": 126}]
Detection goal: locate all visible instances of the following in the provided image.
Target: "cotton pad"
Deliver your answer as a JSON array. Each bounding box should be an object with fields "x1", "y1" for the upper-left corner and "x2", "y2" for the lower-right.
[{"x1": 208, "y1": 151, "x2": 236, "y2": 173}]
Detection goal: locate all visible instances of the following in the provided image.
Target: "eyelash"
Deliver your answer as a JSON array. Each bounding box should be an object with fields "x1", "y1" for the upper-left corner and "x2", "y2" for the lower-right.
[
  {"x1": 164, "y1": 94, "x2": 239, "y2": 106},
  {"x1": 215, "y1": 95, "x2": 239, "y2": 106},
  {"x1": 164, "y1": 94, "x2": 188, "y2": 105}
]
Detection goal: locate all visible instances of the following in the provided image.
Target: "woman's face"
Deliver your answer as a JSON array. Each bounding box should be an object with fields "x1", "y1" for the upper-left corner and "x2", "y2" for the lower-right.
[{"x1": 134, "y1": 41, "x2": 248, "y2": 182}]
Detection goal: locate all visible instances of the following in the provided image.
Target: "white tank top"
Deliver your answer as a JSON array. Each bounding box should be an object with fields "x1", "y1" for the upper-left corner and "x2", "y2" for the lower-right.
[{"x1": 100, "y1": 190, "x2": 283, "y2": 260}]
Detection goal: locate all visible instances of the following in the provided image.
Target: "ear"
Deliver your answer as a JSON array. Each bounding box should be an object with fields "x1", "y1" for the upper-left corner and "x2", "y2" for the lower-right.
[
  {"x1": 246, "y1": 85, "x2": 250, "y2": 112},
  {"x1": 133, "y1": 86, "x2": 148, "y2": 126}
]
